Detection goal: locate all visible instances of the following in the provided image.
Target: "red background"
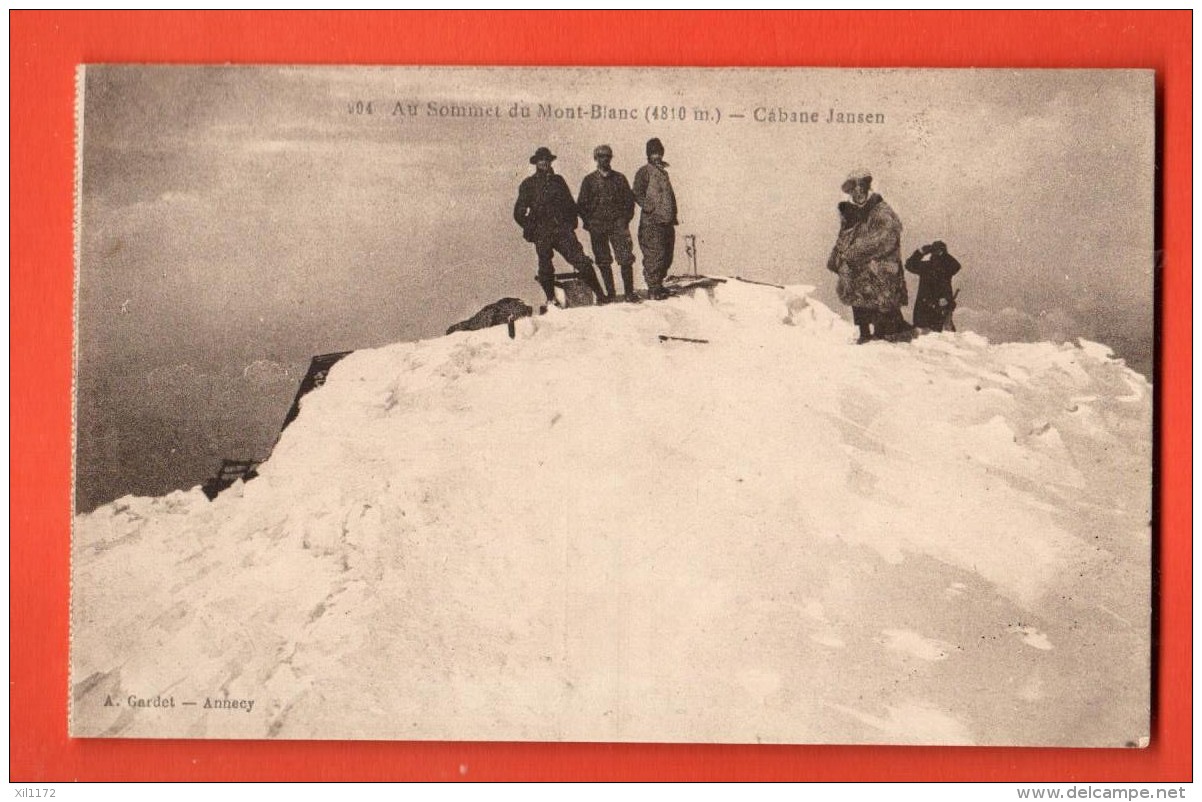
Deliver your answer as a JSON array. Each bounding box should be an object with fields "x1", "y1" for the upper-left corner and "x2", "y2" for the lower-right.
[{"x1": 10, "y1": 10, "x2": 1191, "y2": 782}]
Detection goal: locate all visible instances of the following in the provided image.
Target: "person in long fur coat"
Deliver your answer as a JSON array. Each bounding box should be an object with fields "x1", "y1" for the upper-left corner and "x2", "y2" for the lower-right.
[{"x1": 826, "y1": 170, "x2": 909, "y2": 342}]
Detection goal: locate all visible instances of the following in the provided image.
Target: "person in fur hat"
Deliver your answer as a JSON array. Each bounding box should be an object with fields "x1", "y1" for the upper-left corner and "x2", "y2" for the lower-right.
[{"x1": 826, "y1": 170, "x2": 909, "y2": 342}]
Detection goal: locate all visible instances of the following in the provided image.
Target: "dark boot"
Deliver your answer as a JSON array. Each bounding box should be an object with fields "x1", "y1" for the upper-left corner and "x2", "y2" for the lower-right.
[
  {"x1": 878, "y1": 310, "x2": 914, "y2": 342},
  {"x1": 538, "y1": 278, "x2": 557, "y2": 304},
  {"x1": 620, "y1": 263, "x2": 636, "y2": 295},
  {"x1": 619, "y1": 263, "x2": 639, "y2": 302},
  {"x1": 857, "y1": 323, "x2": 873, "y2": 344},
  {"x1": 576, "y1": 261, "x2": 607, "y2": 304}
]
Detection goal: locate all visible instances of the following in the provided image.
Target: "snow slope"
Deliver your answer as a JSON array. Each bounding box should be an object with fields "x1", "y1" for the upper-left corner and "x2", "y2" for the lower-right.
[{"x1": 71, "y1": 279, "x2": 1151, "y2": 745}]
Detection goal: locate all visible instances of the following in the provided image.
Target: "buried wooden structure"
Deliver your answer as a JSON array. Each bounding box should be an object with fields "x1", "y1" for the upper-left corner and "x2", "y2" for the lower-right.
[
  {"x1": 552, "y1": 271, "x2": 596, "y2": 308},
  {"x1": 200, "y1": 458, "x2": 262, "y2": 500}
]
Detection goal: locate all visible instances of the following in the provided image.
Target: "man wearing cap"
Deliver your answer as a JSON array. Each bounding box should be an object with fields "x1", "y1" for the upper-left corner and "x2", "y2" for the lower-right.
[
  {"x1": 905, "y1": 240, "x2": 962, "y2": 331},
  {"x1": 826, "y1": 169, "x2": 908, "y2": 342},
  {"x1": 577, "y1": 145, "x2": 639, "y2": 304},
  {"x1": 632, "y1": 138, "x2": 679, "y2": 301},
  {"x1": 513, "y1": 146, "x2": 607, "y2": 305}
]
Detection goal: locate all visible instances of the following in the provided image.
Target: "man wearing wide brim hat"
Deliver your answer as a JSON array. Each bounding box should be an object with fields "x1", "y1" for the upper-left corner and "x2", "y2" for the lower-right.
[{"x1": 513, "y1": 146, "x2": 606, "y2": 305}]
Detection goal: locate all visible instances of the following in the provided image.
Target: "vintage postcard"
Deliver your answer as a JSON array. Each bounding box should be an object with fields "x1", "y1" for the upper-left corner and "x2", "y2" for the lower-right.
[{"x1": 71, "y1": 66, "x2": 1154, "y2": 745}]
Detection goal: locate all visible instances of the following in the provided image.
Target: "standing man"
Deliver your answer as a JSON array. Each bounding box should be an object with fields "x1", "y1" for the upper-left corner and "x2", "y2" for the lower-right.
[
  {"x1": 632, "y1": 138, "x2": 678, "y2": 301},
  {"x1": 578, "y1": 145, "x2": 640, "y2": 303},
  {"x1": 905, "y1": 240, "x2": 962, "y2": 331},
  {"x1": 826, "y1": 169, "x2": 908, "y2": 342},
  {"x1": 513, "y1": 146, "x2": 607, "y2": 306}
]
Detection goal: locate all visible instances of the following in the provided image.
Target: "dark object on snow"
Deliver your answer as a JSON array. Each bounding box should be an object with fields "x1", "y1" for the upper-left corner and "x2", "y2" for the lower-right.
[
  {"x1": 550, "y1": 272, "x2": 599, "y2": 308},
  {"x1": 876, "y1": 318, "x2": 919, "y2": 343},
  {"x1": 280, "y1": 350, "x2": 353, "y2": 432},
  {"x1": 875, "y1": 308, "x2": 914, "y2": 338},
  {"x1": 853, "y1": 308, "x2": 915, "y2": 343},
  {"x1": 666, "y1": 275, "x2": 725, "y2": 290},
  {"x1": 684, "y1": 234, "x2": 699, "y2": 277},
  {"x1": 201, "y1": 458, "x2": 261, "y2": 501},
  {"x1": 640, "y1": 274, "x2": 726, "y2": 302},
  {"x1": 733, "y1": 275, "x2": 785, "y2": 289},
  {"x1": 447, "y1": 297, "x2": 534, "y2": 335},
  {"x1": 661, "y1": 274, "x2": 727, "y2": 299},
  {"x1": 658, "y1": 334, "x2": 709, "y2": 344},
  {"x1": 905, "y1": 242, "x2": 962, "y2": 331}
]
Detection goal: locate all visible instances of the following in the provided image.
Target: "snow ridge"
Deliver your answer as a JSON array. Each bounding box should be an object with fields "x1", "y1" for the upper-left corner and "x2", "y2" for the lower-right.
[{"x1": 72, "y1": 280, "x2": 1150, "y2": 745}]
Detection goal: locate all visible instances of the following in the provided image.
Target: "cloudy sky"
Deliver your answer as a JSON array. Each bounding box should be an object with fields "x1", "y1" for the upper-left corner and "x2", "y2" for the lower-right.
[{"x1": 75, "y1": 67, "x2": 1154, "y2": 511}]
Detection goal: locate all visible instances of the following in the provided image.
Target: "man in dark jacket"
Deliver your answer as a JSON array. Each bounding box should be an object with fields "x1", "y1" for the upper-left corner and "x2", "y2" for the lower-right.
[
  {"x1": 632, "y1": 138, "x2": 678, "y2": 300},
  {"x1": 513, "y1": 146, "x2": 606, "y2": 305},
  {"x1": 904, "y1": 240, "x2": 961, "y2": 331},
  {"x1": 578, "y1": 144, "x2": 639, "y2": 303}
]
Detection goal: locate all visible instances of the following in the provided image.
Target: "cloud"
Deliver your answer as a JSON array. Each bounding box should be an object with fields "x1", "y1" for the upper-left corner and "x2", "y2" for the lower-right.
[
  {"x1": 140, "y1": 360, "x2": 303, "y2": 415},
  {"x1": 77, "y1": 66, "x2": 1157, "y2": 505},
  {"x1": 956, "y1": 305, "x2": 1085, "y2": 347},
  {"x1": 144, "y1": 362, "x2": 206, "y2": 394},
  {"x1": 156, "y1": 190, "x2": 202, "y2": 205}
]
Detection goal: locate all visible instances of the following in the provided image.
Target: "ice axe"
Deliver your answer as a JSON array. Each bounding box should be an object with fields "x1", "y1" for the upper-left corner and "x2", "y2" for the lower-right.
[{"x1": 942, "y1": 289, "x2": 960, "y2": 333}]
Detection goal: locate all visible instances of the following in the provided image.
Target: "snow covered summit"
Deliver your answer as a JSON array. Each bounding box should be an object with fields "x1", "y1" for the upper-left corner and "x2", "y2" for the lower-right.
[{"x1": 72, "y1": 279, "x2": 1151, "y2": 745}]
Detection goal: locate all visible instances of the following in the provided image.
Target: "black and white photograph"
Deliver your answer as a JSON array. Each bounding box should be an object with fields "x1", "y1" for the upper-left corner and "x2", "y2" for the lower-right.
[{"x1": 71, "y1": 66, "x2": 1154, "y2": 745}]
